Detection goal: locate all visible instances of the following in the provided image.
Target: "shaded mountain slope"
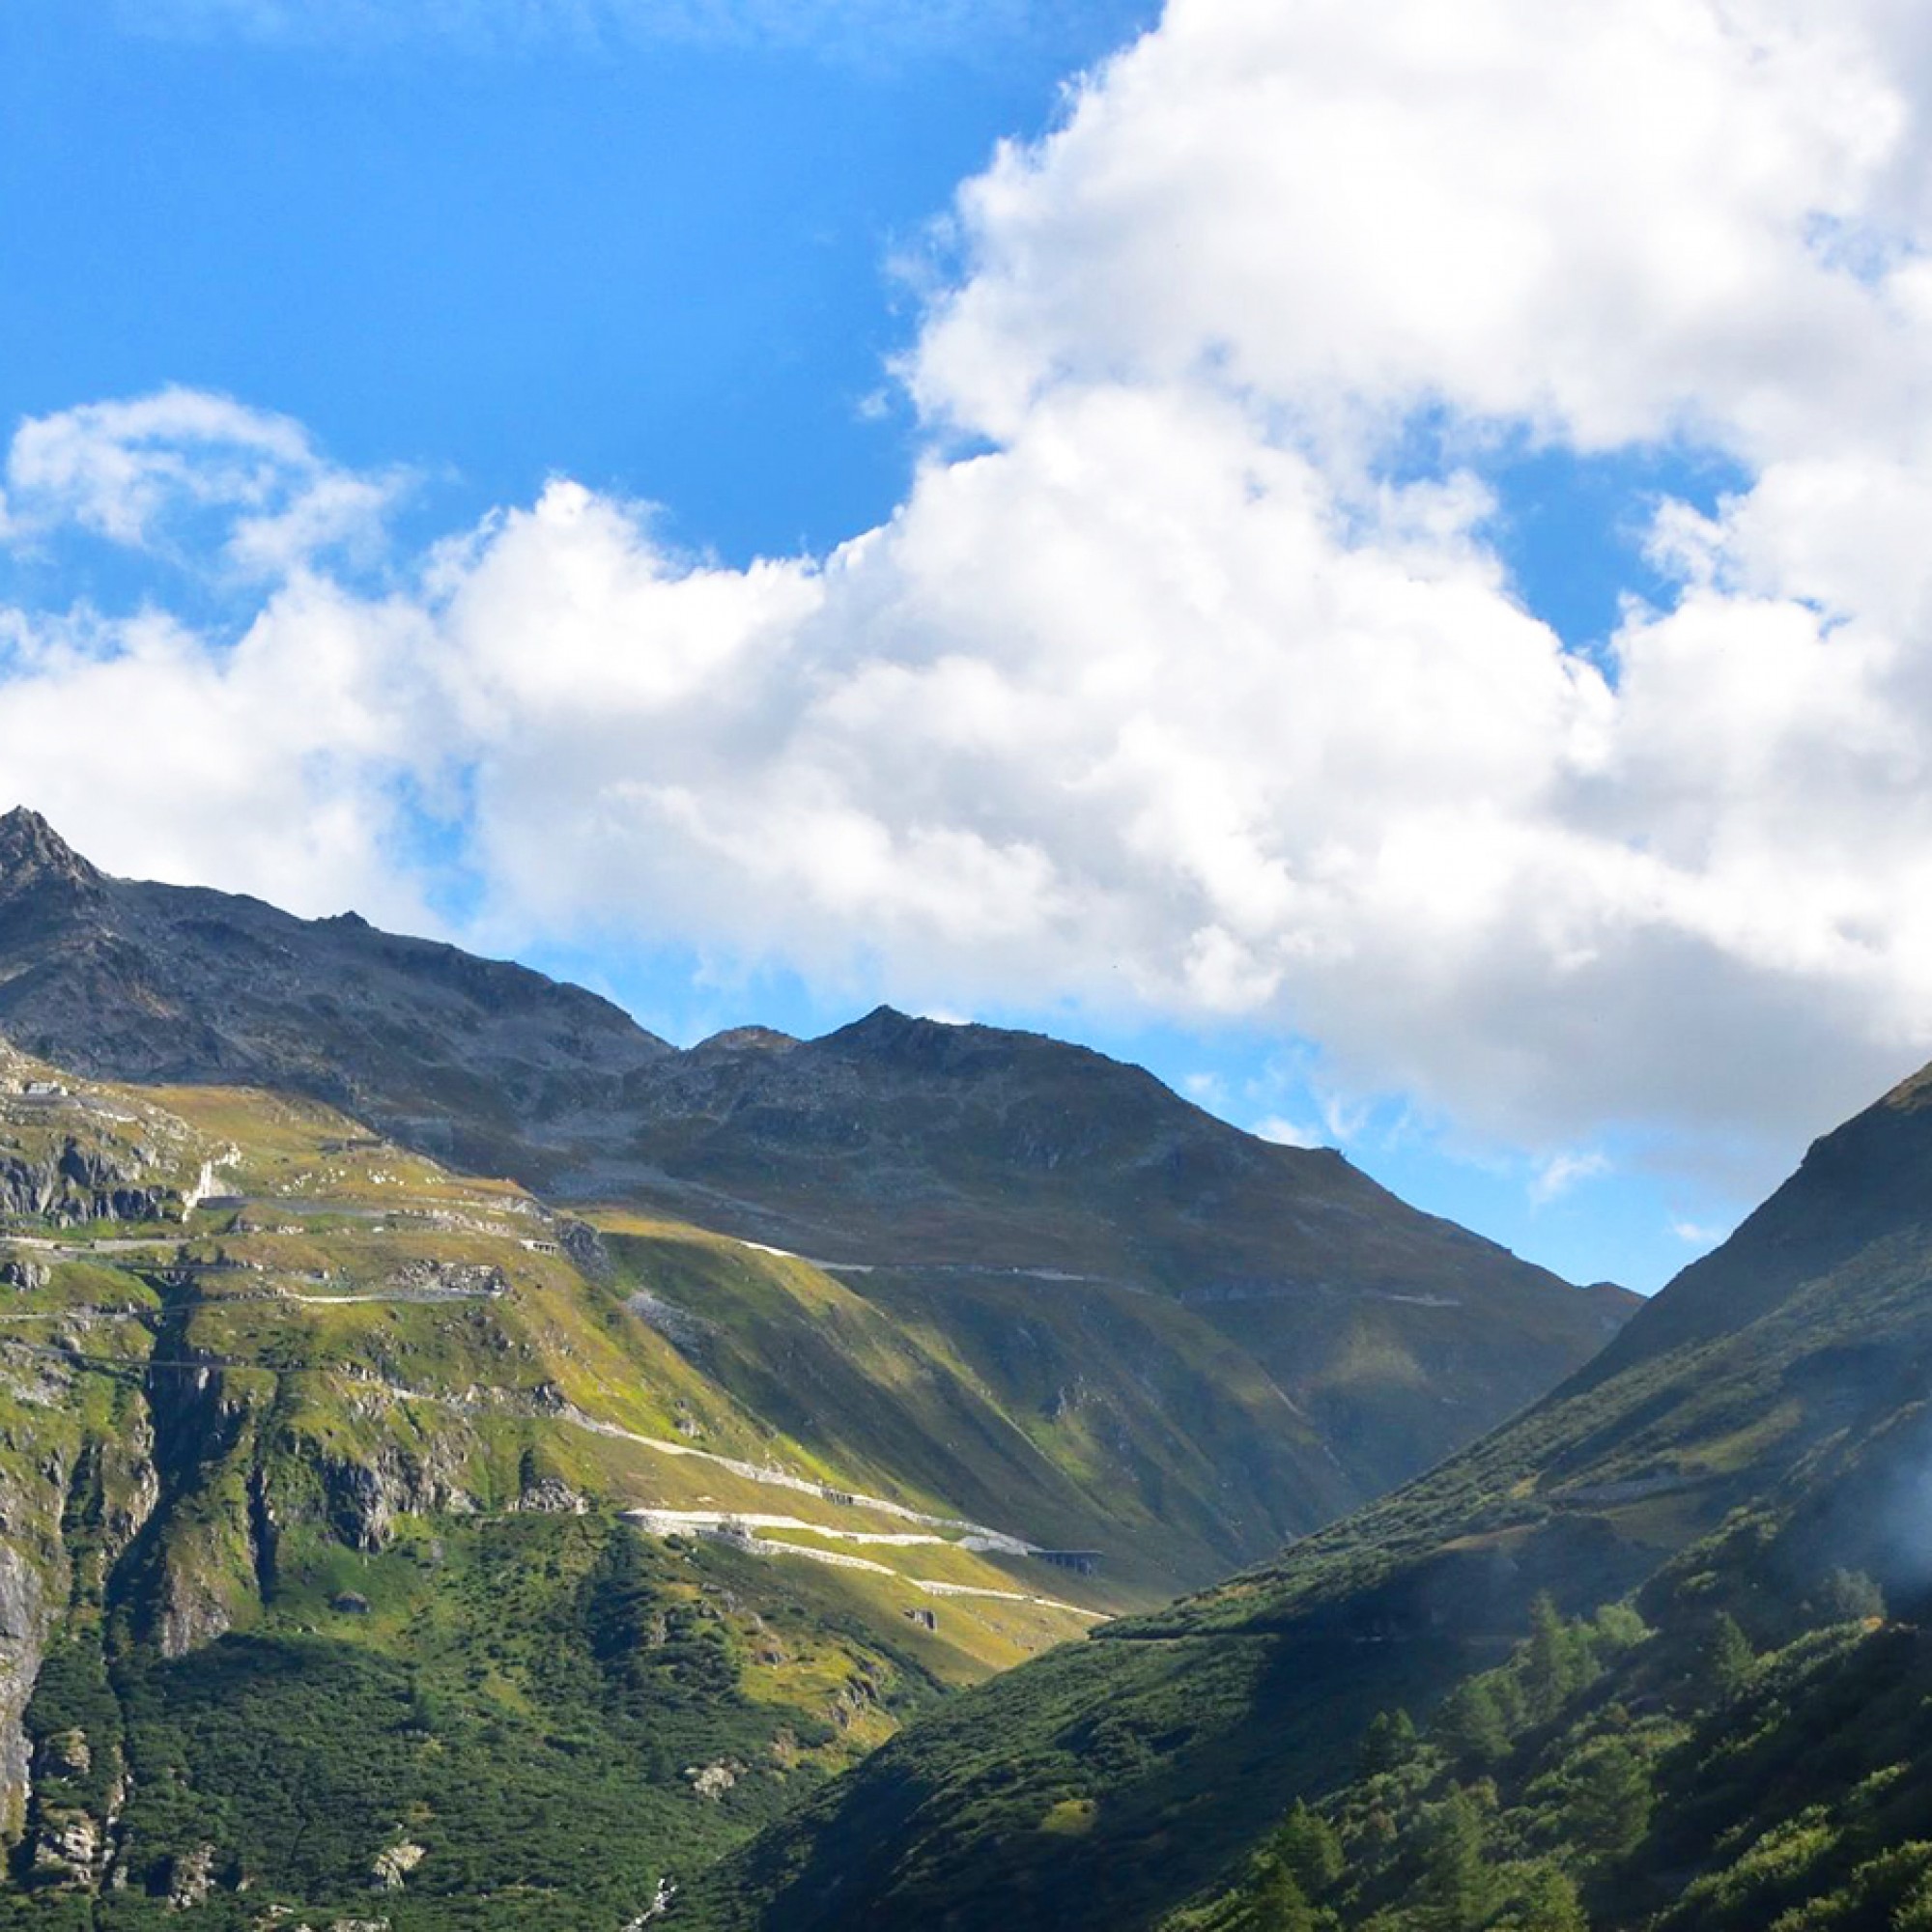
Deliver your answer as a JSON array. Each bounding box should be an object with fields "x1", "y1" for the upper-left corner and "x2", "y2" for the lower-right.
[
  {"x1": 0, "y1": 809, "x2": 673, "y2": 1189},
  {"x1": 0, "y1": 810, "x2": 1633, "y2": 1585},
  {"x1": 610, "y1": 1007, "x2": 1633, "y2": 1502},
  {"x1": 588, "y1": 1214, "x2": 1355, "y2": 1600},
  {"x1": 685, "y1": 1054, "x2": 1932, "y2": 1931},
  {"x1": 1166, "y1": 1558, "x2": 1932, "y2": 1932}
]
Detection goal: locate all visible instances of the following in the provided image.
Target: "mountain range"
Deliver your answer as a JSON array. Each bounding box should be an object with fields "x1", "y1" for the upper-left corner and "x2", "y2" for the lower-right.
[
  {"x1": 0, "y1": 809, "x2": 1632, "y2": 1593},
  {"x1": 0, "y1": 806, "x2": 1797, "y2": 1929}
]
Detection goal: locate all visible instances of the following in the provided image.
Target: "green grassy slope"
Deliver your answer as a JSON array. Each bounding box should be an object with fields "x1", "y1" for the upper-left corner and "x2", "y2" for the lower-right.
[
  {"x1": 683, "y1": 1058, "x2": 1932, "y2": 1932},
  {"x1": 594, "y1": 1218, "x2": 1355, "y2": 1598},
  {"x1": 0, "y1": 1052, "x2": 1114, "y2": 1926}
]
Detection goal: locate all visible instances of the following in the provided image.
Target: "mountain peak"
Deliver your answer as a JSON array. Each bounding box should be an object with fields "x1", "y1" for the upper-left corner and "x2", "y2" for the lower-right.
[
  {"x1": 0, "y1": 807, "x2": 103, "y2": 900},
  {"x1": 691, "y1": 1025, "x2": 799, "y2": 1055},
  {"x1": 825, "y1": 1005, "x2": 1013, "y2": 1070}
]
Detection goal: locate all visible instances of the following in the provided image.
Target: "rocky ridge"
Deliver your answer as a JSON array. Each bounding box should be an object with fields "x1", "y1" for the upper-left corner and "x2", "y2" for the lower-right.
[{"x1": 0, "y1": 811, "x2": 1634, "y2": 1579}]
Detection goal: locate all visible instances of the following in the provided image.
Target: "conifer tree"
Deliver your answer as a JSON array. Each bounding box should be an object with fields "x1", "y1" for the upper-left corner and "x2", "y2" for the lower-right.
[
  {"x1": 1501, "y1": 1864, "x2": 1588, "y2": 1931},
  {"x1": 1704, "y1": 1611, "x2": 1753, "y2": 1706},
  {"x1": 1435, "y1": 1674, "x2": 1511, "y2": 1767},
  {"x1": 1524, "y1": 1592, "x2": 1585, "y2": 1722},
  {"x1": 1566, "y1": 1738, "x2": 1652, "y2": 1859},
  {"x1": 1419, "y1": 1785, "x2": 1494, "y2": 1931},
  {"x1": 1238, "y1": 1856, "x2": 1319, "y2": 1932},
  {"x1": 1273, "y1": 1800, "x2": 1344, "y2": 1896},
  {"x1": 1358, "y1": 1707, "x2": 1420, "y2": 1776}
]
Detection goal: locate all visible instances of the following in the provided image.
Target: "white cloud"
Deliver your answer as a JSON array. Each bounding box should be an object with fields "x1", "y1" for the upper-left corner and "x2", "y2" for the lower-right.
[
  {"x1": 3, "y1": 388, "x2": 404, "y2": 578},
  {"x1": 1254, "y1": 1116, "x2": 1325, "y2": 1151},
  {"x1": 1670, "y1": 1217, "x2": 1733, "y2": 1246},
  {"x1": 0, "y1": 584, "x2": 439, "y2": 929},
  {"x1": 911, "y1": 0, "x2": 1918, "y2": 460},
  {"x1": 18, "y1": 0, "x2": 1932, "y2": 1206},
  {"x1": 1531, "y1": 1151, "x2": 1613, "y2": 1206}
]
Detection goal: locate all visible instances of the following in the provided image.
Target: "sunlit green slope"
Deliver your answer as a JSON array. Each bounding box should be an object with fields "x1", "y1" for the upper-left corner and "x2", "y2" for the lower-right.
[{"x1": 0, "y1": 1047, "x2": 1111, "y2": 1928}]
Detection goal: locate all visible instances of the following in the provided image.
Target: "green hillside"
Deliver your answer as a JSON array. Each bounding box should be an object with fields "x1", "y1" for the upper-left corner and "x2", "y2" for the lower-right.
[
  {"x1": 589, "y1": 1215, "x2": 1354, "y2": 1599},
  {"x1": 1167, "y1": 1577, "x2": 1928, "y2": 1932},
  {"x1": 684, "y1": 1059, "x2": 1932, "y2": 1930},
  {"x1": 0, "y1": 1049, "x2": 1113, "y2": 1926}
]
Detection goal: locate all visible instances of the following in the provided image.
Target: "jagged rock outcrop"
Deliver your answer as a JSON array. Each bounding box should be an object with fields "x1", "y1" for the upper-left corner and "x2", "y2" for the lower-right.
[
  {"x1": 84, "y1": 1419, "x2": 162, "y2": 1575},
  {"x1": 36, "y1": 1727, "x2": 90, "y2": 1778},
  {"x1": 513, "y1": 1475, "x2": 586, "y2": 1515},
  {"x1": 0, "y1": 1152, "x2": 65, "y2": 1220},
  {"x1": 0, "y1": 809, "x2": 104, "y2": 921},
  {"x1": 0, "y1": 1520, "x2": 50, "y2": 1841},
  {"x1": 29, "y1": 1804, "x2": 100, "y2": 1886},
  {"x1": 0, "y1": 1139, "x2": 173, "y2": 1225},
  {"x1": 319, "y1": 1439, "x2": 476, "y2": 1551},
  {"x1": 166, "y1": 1840, "x2": 217, "y2": 1907},
  {"x1": 556, "y1": 1216, "x2": 611, "y2": 1278},
  {"x1": 685, "y1": 1761, "x2": 739, "y2": 1800},
  {"x1": 153, "y1": 1561, "x2": 234, "y2": 1662},
  {"x1": 369, "y1": 1841, "x2": 426, "y2": 1890}
]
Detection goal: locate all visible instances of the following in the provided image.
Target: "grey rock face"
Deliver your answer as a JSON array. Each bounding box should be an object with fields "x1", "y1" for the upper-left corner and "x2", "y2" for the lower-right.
[
  {"x1": 36, "y1": 1726, "x2": 90, "y2": 1778},
  {"x1": 0, "y1": 1140, "x2": 171, "y2": 1225},
  {"x1": 166, "y1": 1840, "x2": 217, "y2": 1907},
  {"x1": 29, "y1": 1804, "x2": 100, "y2": 1885},
  {"x1": 369, "y1": 1841, "x2": 426, "y2": 1890},
  {"x1": 513, "y1": 1476, "x2": 586, "y2": 1515},
  {"x1": 0, "y1": 1529, "x2": 48, "y2": 1841},
  {"x1": 555, "y1": 1216, "x2": 611, "y2": 1277},
  {"x1": 320, "y1": 1439, "x2": 474, "y2": 1551},
  {"x1": 154, "y1": 1564, "x2": 233, "y2": 1662}
]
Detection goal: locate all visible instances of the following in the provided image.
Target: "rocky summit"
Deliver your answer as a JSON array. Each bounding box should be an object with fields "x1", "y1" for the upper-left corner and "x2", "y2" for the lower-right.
[{"x1": 0, "y1": 810, "x2": 675, "y2": 1190}]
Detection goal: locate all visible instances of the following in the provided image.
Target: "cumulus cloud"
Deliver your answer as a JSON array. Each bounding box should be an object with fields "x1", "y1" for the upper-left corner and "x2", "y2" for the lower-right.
[
  {"x1": 14, "y1": 0, "x2": 1932, "y2": 1196},
  {"x1": 911, "y1": 0, "x2": 1917, "y2": 457},
  {"x1": 0, "y1": 586, "x2": 437, "y2": 928}
]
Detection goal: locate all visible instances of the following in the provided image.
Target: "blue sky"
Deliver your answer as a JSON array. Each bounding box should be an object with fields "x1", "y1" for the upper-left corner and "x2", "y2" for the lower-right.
[
  {"x1": 2, "y1": 2, "x2": 1151, "y2": 561},
  {"x1": 7, "y1": 1, "x2": 1932, "y2": 1294}
]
